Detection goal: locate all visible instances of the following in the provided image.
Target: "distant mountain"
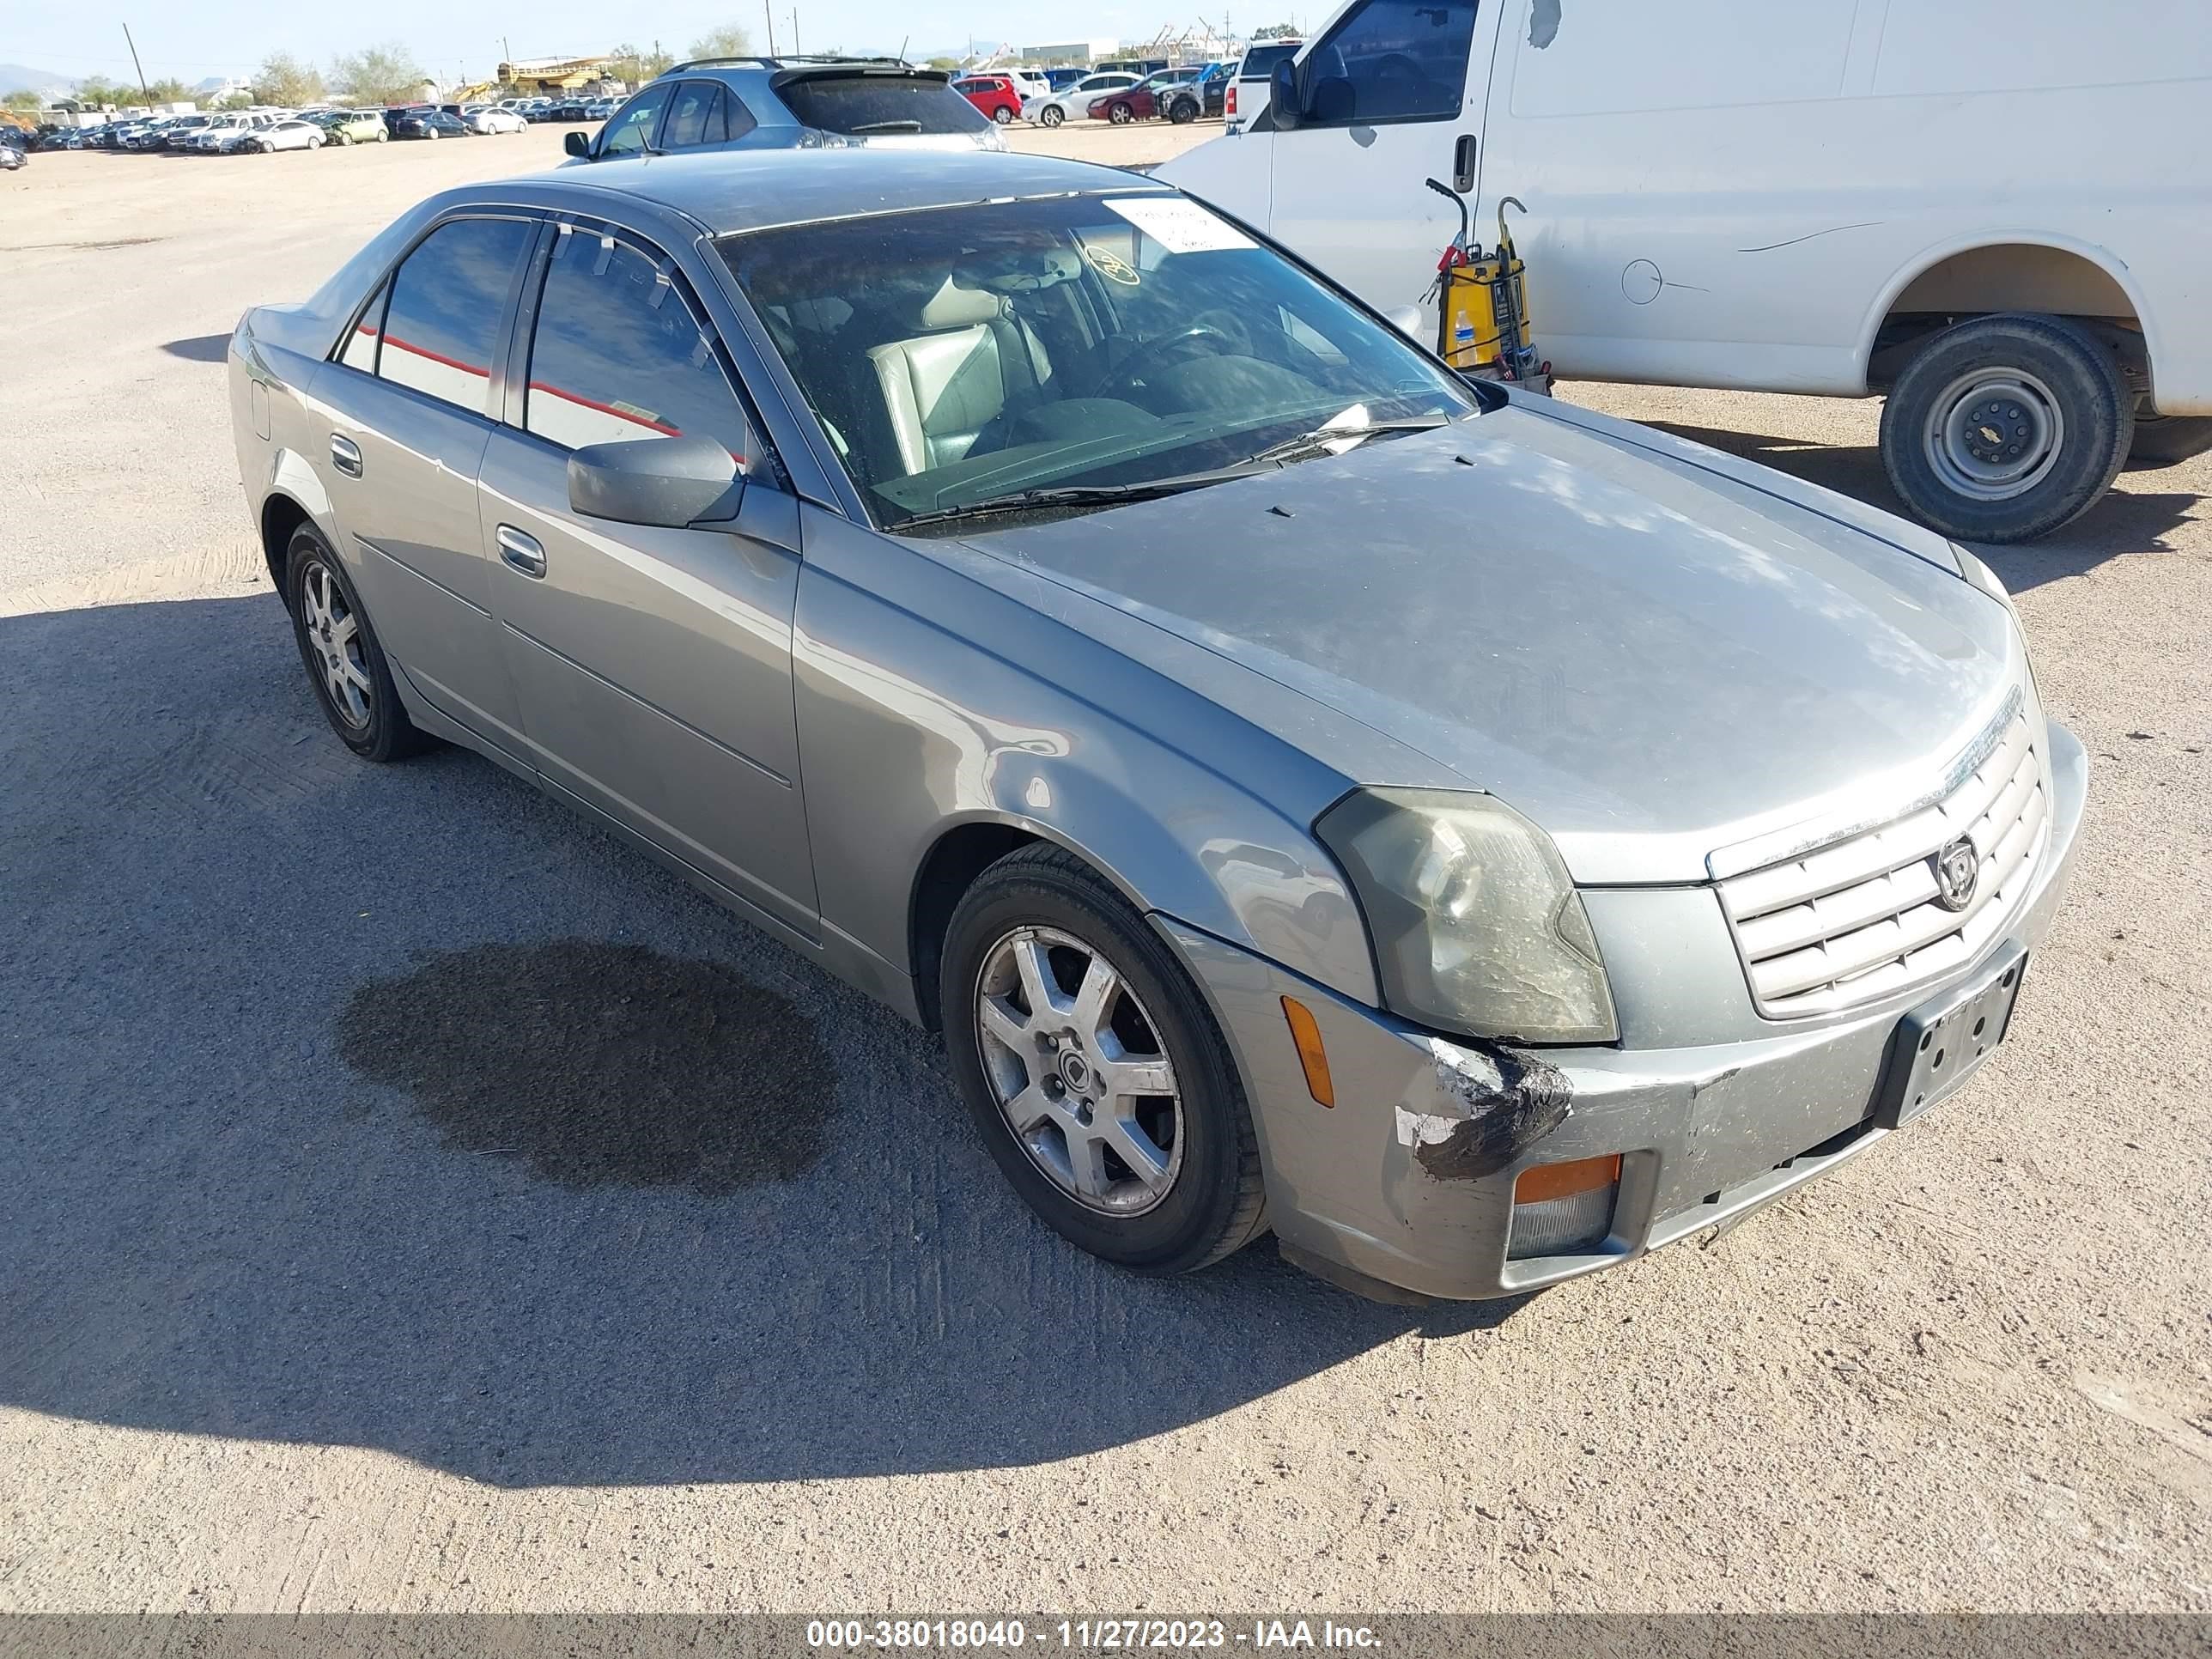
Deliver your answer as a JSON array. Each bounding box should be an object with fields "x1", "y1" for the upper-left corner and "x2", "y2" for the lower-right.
[{"x1": 0, "y1": 61, "x2": 72, "y2": 97}]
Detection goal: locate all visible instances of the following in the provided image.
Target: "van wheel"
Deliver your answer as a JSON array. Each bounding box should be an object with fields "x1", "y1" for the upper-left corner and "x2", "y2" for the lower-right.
[
  {"x1": 1039, "y1": 104, "x2": 1065, "y2": 127},
  {"x1": 1879, "y1": 313, "x2": 2132, "y2": 544},
  {"x1": 939, "y1": 844, "x2": 1267, "y2": 1275},
  {"x1": 2126, "y1": 412, "x2": 2212, "y2": 470}
]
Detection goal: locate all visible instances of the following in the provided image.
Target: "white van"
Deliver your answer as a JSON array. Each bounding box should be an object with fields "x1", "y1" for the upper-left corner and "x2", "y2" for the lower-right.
[{"x1": 1158, "y1": 0, "x2": 2212, "y2": 541}]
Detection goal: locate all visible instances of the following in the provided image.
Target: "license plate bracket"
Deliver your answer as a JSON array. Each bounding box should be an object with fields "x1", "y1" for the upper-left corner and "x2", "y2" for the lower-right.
[{"x1": 1874, "y1": 947, "x2": 2030, "y2": 1130}]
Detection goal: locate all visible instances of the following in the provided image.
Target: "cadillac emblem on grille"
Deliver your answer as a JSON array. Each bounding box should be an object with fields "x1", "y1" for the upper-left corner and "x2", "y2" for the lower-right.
[{"x1": 1932, "y1": 836, "x2": 1980, "y2": 912}]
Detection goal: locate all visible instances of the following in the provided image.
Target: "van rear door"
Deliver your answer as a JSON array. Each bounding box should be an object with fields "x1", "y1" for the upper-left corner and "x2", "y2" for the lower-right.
[{"x1": 1264, "y1": 0, "x2": 1505, "y2": 313}]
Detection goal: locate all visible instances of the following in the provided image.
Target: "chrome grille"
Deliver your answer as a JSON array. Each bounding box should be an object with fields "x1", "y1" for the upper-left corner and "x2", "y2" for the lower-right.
[{"x1": 1718, "y1": 711, "x2": 2051, "y2": 1018}]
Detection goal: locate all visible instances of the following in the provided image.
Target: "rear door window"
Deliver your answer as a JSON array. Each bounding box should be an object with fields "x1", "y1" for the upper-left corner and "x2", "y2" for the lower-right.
[
  {"x1": 376, "y1": 216, "x2": 536, "y2": 412},
  {"x1": 523, "y1": 227, "x2": 761, "y2": 466},
  {"x1": 660, "y1": 81, "x2": 722, "y2": 147},
  {"x1": 776, "y1": 73, "x2": 990, "y2": 136}
]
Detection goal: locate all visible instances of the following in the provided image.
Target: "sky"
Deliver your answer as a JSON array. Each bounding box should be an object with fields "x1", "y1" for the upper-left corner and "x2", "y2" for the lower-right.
[{"x1": 0, "y1": 0, "x2": 1283, "y2": 84}]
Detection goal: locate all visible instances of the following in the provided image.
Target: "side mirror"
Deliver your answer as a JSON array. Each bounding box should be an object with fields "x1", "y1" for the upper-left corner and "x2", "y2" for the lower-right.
[
  {"x1": 562, "y1": 129, "x2": 590, "y2": 158},
  {"x1": 567, "y1": 435, "x2": 742, "y2": 529},
  {"x1": 1383, "y1": 304, "x2": 1425, "y2": 340},
  {"x1": 1269, "y1": 59, "x2": 1302, "y2": 129}
]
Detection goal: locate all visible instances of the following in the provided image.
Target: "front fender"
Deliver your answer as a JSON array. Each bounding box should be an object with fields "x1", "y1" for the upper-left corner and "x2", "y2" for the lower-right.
[{"x1": 793, "y1": 507, "x2": 1380, "y2": 1015}]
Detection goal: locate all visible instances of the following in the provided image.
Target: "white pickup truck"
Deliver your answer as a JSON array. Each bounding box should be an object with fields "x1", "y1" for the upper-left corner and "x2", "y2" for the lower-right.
[{"x1": 1159, "y1": 0, "x2": 2212, "y2": 541}]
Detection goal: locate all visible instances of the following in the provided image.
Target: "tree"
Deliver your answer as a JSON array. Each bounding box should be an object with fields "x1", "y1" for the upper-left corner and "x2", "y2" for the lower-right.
[
  {"x1": 3, "y1": 89, "x2": 43, "y2": 112},
  {"x1": 686, "y1": 24, "x2": 755, "y2": 60},
  {"x1": 1251, "y1": 21, "x2": 1300, "y2": 38},
  {"x1": 71, "y1": 76, "x2": 136, "y2": 107},
  {"x1": 927, "y1": 56, "x2": 959, "y2": 70},
  {"x1": 607, "y1": 42, "x2": 675, "y2": 85},
  {"x1": 330, "y1": 41, "x2": 428, "y2": 106},
  {"x1": 254, "y1": 52, "x2": 325, "y2": 108},
  {"x1": 216, "y1": 91, "x2": 253, "y2": 110}
]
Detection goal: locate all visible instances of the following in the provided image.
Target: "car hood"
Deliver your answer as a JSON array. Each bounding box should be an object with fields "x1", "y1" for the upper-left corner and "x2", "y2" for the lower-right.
[{"x1": 963, "y1": 401, "x2": 2023, "y2": 884}]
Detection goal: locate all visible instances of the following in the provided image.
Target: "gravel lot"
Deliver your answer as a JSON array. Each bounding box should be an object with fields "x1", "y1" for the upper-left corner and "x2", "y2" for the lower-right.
[{"x1": 3, "y1": 125, "x2": 2209, "y2": 1616}]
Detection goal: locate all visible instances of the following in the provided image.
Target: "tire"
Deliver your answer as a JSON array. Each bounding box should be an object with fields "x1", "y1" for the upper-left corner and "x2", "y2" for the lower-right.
[
  {"x1": 285, "y1": 526, "x2": 431, "y2": 763},
  {"x1": 1168, "y1": 98, "x2": 1196, "y2": 125},
  {"x1": 1039, "y1": 104, "x2": 1065, "y2": 127},
  {"x1": 992, "y1": 105, "x2": 1014, "y2": 124},
  {"x1": 2126, "y1": 412, "x2": 2212, "y2": 470},
  {"x1": 1108, "y1": 100, "x2": 1133, "y2": 125},
  {"x1": 376, "y1": 129, "x2": 387, "y2": 142},
  {"x1": 939, "y1": 843, "x2": 1268, "y2": 1275},
  {"x1": 1878, "y1": 312, "x2": 2133, "y2": 544}
]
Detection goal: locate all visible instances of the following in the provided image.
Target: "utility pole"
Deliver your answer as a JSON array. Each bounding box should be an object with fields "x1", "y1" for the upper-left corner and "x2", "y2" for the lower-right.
[
  {"x1": 764, "y1": 0, "x2": 777, "y2": 57},
  {"x1": 501, "y1": 36, "x2": 511, "y2": 73},
  {"x1": 792, "y1": 10, "x2": 800, "y2": 54},
  {"x1": 121, "y1": 21, "x2": 153, "y2": 108}
]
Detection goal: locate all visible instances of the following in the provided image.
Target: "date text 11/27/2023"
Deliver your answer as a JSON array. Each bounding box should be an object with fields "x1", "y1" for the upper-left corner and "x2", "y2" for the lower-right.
[{"x1": 805, "y1": 1619, "x2": 1384, "y2": 1650}]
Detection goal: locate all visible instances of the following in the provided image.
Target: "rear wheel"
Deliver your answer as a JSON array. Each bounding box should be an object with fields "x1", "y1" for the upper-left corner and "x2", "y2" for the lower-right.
[
  {"x1": 1039, "y1": 104, "x2": 1065, "y2": 127},
  {"x1": 2127, "y1": 411, "x2": 2212, "y2": 470},
  {"x1": 286, "y1": 526, "x2": 431, "y2": 763},
  {"x1": 939, "y1": 845, "x2": 1267, "y2": 1274},
  {"x1": 1879, "y1": 312, "x2": 2132, "y2": 543},
  {"x1": 992, "y1": 104, "x2": 1014, "y2": 124}
]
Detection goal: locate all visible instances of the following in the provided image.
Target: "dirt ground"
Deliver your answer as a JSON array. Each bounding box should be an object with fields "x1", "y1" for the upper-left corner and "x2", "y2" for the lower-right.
[{"x1": 3, "y1": 125, "x2": 2209, "y2": 1617}]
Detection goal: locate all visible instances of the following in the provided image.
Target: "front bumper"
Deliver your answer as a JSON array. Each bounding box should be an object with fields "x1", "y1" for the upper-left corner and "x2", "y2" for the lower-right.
[{"x1": 1161, "y1": 722, "x2": 2088, "y2": 1303}]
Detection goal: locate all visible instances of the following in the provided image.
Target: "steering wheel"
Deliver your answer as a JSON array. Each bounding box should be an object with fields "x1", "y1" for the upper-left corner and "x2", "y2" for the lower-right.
[
  {"x1": 1095, "y1": 325, "x2": 1235, "y2": 399},
  {"x1": 1365, "y1": 52, "x2": 1430, "y2": 116}
]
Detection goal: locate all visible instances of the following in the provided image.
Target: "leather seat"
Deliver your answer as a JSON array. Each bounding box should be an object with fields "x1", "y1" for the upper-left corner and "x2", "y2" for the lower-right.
[{"x1": 866, "y1": 278, "x2": 1051, "y2": 476}]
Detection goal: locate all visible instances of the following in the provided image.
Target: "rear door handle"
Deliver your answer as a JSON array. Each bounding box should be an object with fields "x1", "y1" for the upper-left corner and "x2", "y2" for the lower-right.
[
  {"x1": 329, "y1": 434, "x2": 362, "y2": 477},
  {"x1": 496, "y1": 524, "x2": 546, "y2": 578},
  {"x1": 1452, "y1": 133, "x2": 1478, "y2": 194}
]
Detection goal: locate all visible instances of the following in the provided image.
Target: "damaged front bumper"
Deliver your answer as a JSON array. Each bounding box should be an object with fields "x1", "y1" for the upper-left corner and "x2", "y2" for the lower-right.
[{"x1": 1157, "y1": 721, "x2": 2088, "y2": 1304}]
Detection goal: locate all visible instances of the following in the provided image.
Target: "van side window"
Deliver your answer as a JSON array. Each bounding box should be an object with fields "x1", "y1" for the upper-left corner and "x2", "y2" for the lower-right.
[{"x1": 1304, "y1": 0, "x2": 1480, "y2": 125}]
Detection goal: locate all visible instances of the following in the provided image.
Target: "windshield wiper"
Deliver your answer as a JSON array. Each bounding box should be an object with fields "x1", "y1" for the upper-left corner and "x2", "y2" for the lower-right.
[
  {"x1": 891, "y1": 464, "x2": 1273, "y2": 532},
  {"x1": 847, "y1": 119, "x2": 926, "y2": 133},
  {"x1": 1237, "y1": 413, "x2": 1454, "y2": 468}
]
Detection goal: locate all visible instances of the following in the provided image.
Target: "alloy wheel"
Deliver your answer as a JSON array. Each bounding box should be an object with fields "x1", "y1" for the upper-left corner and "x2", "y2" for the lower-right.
[
  {"x1": 300, "y1": 562, "x2": 373, "y2": 728},
  {"x1": 973, "y1": 925, "x2": 1183, "y2": 1216}
]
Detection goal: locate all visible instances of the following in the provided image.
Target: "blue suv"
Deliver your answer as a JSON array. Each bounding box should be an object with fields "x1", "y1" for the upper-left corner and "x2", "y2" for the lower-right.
[{"x1": 563, "y1": 56, "x2": 1003, "y2": 163}]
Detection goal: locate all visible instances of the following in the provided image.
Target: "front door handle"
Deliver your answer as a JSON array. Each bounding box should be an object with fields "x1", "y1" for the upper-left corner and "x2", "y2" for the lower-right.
[
  {"x1": 1452, "y1": 132, "x2": 1478, "y2": 194},
  {"x1": 496, "y1": 524, "x2": 546, "y2": 578},
  {"x1": 329, "y1": 434, "x2": 362, "y2": 478}
]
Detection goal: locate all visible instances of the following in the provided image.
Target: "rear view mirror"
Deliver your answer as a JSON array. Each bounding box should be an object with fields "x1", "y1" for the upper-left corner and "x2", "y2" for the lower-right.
[
  {"x1": 562, "y1": 130, "x2": 590, "y2": 158},
  {"x1": 1269, "y1": 59, "x2": 1302, "y2": 129},
  {"x1": 567, "y1": 435, "x2": 742, "y2": 528}
]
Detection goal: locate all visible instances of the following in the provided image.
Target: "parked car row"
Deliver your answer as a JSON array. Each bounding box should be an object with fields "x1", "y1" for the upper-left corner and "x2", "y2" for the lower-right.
[{"x1": 981, "y1": 60, "x2": 1243, "y2": 127}]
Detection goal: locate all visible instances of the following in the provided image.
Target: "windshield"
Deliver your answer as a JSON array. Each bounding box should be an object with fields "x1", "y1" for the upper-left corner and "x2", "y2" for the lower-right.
[
  {"x1": 775, "y1": 75, "x2": 991, "y2": 137},
  {"x1": 720, "y1": 191, "x2": 1477, "y2": 533}
]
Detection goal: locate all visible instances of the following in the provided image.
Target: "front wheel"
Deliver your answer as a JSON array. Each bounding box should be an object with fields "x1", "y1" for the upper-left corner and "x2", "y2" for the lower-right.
[
  {"x1": 286, "y1": 526, "x2": 431, "y2": 763},
  {"x1": 1168, "y1": 98, "x2": 1196, "y2": 125},
  {"x1": 939, "y1": 845, "x2": 1267, "y2": 1274},
  {"x1": 1039, "y1": 104, "x2": 1065, "y2": 127},
  {"x1": 1879, "y1": 313, "x2": 2132, "y2": 543},
  {"x1": 1108, "y1": 101, "x2": 1133, "y2": 125}
]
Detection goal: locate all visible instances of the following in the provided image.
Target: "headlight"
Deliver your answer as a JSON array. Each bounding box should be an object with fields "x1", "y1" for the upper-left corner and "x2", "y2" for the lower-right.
[{"x1": 1316, "y1": 788, "x2": 1618, "y2": 1043}]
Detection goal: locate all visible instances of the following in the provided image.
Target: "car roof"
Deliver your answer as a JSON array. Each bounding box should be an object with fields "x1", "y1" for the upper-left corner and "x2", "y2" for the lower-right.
[{"x1": 495, "y1": 148, "x2": 1170, "y2": 236}]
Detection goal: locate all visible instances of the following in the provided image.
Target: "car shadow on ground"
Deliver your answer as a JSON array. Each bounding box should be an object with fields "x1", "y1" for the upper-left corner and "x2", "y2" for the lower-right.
[
  {"x1": 161, "y1": 334, "x2": 231, "y2": 362},
  {"x1": 0, "y1": 595, "x2": 1517, "y2": 1492},
  {"x1": 1648, "y1": 419, "x2": 2203, "y2": 587}
]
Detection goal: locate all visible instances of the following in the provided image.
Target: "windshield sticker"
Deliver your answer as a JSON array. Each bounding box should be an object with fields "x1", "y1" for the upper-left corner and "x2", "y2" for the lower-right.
[
  {"x1": 1083, "y1": 243, "x2": 1142, "y2": 285},
  {"x1": 1100, "y1": 196, "x2": 1255, "y2": 254}
]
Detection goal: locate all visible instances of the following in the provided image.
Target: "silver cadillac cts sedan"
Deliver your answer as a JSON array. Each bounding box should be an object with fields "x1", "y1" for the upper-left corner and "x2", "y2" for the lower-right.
[{"x1": 228, "y1": 149, "x2": 2085, "y2": 1303}]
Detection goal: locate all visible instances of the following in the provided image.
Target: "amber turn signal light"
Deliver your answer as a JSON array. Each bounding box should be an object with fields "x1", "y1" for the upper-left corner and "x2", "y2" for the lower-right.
[
  {"x1": 1513, "y1": 1153, "x2": 1622, "y2": 1206},
  {"x1": 1279, "y1": 995, "x2": 1335, "y2": 1108}
]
